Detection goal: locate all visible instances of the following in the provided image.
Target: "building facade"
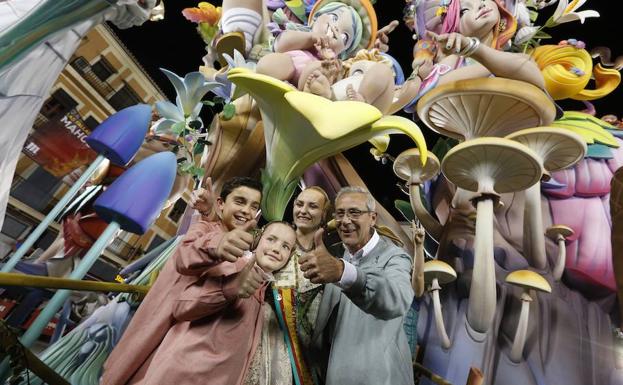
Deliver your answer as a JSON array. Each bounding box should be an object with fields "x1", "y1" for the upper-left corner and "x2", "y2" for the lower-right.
[{"x1": 1, "y1": 24, "x2": 188, "y2": 281}]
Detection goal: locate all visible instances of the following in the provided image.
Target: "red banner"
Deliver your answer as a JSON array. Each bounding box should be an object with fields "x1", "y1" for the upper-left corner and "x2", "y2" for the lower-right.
[{"x1": 22, "y1": 109, "x2": 97, "y2": 177}]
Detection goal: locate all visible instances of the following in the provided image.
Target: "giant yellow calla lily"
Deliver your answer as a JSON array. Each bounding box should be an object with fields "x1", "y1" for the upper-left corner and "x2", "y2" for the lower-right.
[{"x1": 228, "y1": 68, "x2": 428, "y2": 220}]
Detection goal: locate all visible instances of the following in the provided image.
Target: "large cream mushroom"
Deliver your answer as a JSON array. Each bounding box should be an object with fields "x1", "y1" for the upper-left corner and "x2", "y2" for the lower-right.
[
  {"x1": 442, "y1": 137, "x2": 542, "y2": 333},
  {"x1": 545, "y1": 225, "x2": 574, "y2": 281},
  {"x1": 393, "y1": 148, "x2": 442, "y2": 240},
  {"x1": 506, "y1": 128, "x2": 585, "y2": 269},
  {"x1": 424, "y1": 260, "x2": 457, "y2": 349},
  {"x1": 505, "y1": 270, "x2": 552, "y2": 363},
  {"x1": 417, "y1": 78, "x2": 556, "y2": 141}
]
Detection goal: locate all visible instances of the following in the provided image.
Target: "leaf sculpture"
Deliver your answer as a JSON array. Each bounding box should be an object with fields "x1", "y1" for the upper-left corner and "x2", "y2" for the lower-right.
[{"x1": 227, "y1": 68, "x2": 428, "y2": 220}]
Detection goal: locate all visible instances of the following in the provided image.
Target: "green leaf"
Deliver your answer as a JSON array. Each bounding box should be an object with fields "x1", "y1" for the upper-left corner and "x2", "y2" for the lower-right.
[
  {"x1": 202, "y1": 100, "x2": 215, "y2": 107},
  {"x1": 394, "y1": 200, "x2": 415, "y2": 222},
  {"x1": 222, "y1": 103, "x2": 236, "y2": 120},
  {"x1": 171, "y1": 121, "x2": 186, "y2": 135},
  {"x1": 533, "y1": 31, "x2": 552, "y2": 39},
  {"x1": 193, "y1": 142, "x2": 205, "y2": 155},
  {"x1": 431, "y1": 137, "x2": 458, "y2": 161},
  {"x1": 529, "y1": 10, "x2": 539, "y2": 22},
  {"x1": 178, "y1": 161, "x2": 194, "y2": 173},
  {"x1": 192, "y1": 166, "x2": 206, "y2": 178}
]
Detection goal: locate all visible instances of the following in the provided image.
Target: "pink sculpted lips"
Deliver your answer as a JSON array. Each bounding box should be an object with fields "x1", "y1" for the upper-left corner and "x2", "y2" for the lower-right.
[{"x1": 477, "y1": 8, "x2": 492, "y2": 19}]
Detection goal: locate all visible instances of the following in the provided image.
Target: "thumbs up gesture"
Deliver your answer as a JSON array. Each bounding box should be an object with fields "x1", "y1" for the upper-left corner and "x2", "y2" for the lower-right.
[
  {"x1": 215, "y1": 219, "x2": 258, "y2": 263},
  {"x1": 234, "y1": 255, "x2": 264, "y2": 299},
  {"x1": 298, "y1": 229, "x2": 344, "y2": 284}
]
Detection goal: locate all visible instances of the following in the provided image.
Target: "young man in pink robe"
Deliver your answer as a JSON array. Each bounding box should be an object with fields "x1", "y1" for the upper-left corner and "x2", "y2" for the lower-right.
[
  {"x1": 101, "y1": 177, "x2": 263, "y2": 385},
  {"x1": 126, "y1": 221, "x2": 296, "y2": 385}
]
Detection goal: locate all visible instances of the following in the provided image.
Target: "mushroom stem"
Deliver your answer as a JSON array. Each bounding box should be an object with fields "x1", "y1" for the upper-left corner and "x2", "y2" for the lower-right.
[
  {"x1": 413, "y1": 238, "x2": 426, "y2": 298},
  {"x1": 431, "y1": 278, "x2": 452, "y2": 349},
  {"x1": 553, "y1": 234, "x2": 566, "y2": 281},
  {"x1": 510, "y1": 291, "x2": 533, "y2": 363},
  {"x1": 523, "y1": 182, "x2": 547, "y2": 269},
  {"x1": 409, "y1": 184, "x2": 443, "y2": 241},
  {"x1": 467, "y1": 197, "x2": 497, "y2": 333}
]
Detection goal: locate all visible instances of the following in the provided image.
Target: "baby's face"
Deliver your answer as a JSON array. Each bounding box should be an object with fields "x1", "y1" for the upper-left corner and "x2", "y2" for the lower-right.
[{"x1": 255, "y1": 223, "x2": 296, "y2": 273}]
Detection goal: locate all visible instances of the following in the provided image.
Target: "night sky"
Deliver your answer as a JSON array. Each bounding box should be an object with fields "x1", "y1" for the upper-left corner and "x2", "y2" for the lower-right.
[{"x1": 112, "y1": 1, "x2": 622, "y2": 215}]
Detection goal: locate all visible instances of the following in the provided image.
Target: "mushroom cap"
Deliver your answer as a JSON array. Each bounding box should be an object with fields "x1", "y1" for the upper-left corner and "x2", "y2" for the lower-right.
[
  {"x1": 326, "y1": 219, "x2": 337, "y2": 231},
  {"x1": 417, "y1": 78, "x2": 556, "y2": 141},
  {"x1": 545, "y1": 224, "x2": 574, "y2": 240},
  {"x1": 393, "y1": 148, "x2": 440, "y2": 184},
  {"x1": 424, "y1": 260, "x2": 457, "y2": 285},
  {"x1": 506, "y1": 127, "x2": 586, "y2": 173},
  {"x1": 505, "y1": 270, "x2": 552, "y2": 293},
  {"x1": 441, "y1": 137, "x2": 542, "y2": 195}
]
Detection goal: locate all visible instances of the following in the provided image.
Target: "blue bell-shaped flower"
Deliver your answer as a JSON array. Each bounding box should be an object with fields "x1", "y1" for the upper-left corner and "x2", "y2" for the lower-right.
[
  {"x1": 94, "y1": 152, "x2": 177, "y2": 234},
  {"x1": 86, "y1": 104, "x2": 152, "y2": 165}
]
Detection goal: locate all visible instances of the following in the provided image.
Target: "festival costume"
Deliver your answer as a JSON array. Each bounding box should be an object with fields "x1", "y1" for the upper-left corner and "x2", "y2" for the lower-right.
[
  {"x1": 311, "y1": 235, "x2": 414, "y2": 385},
  {"x1": 271, "y1": 246, "x2": 324, "y2": 385},
  {"x1": 125, "y1": 258, "x2": 268, "y2": 385},
  {"x1": 100, "y1": 220, "x2": 226, "y2": 385},
  {"x1": 242, "y1": 295, "x2": 293, "y2": 385}
]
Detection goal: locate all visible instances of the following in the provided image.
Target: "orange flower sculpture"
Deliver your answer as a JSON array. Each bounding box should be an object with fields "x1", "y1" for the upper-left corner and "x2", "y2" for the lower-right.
[
  {"x1": 182, "y1": 2, "x2": 222, "y2": 44},
  {"x1": 182, "y1": 2, "x2": 221, "y2": 24}
]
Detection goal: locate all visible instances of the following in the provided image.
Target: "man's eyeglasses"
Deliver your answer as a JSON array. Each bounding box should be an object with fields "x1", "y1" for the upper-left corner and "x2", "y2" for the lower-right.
[{"x1": 334, "y1": 209, "x2": 373, "y2": 220}]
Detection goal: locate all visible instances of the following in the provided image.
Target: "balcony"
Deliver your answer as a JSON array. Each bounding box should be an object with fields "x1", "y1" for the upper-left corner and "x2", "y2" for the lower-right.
[{"x1": 70, "y1": 57, "x2": 116, "y2": 99}]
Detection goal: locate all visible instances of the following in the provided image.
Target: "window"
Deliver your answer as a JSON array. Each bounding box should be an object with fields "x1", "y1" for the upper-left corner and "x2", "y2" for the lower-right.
[
  {"x1": 34, "y1": 230, "x2": 58, "y2": 250},
  {"x1": 146, "y1": 235, "x2": 166, "y2": 253},
  {"x1": 10, "y1": 167, "x2": 63, "y2": 212},
  {"x1": 84, "y1": 116, "x2": 100, "y2": 133},
  {"x1": 108, "y1": 84, "x2": 142, "y2": 111},
  {"x1": 1, "y1": 215, "x2": 30, "y2": 240},
  {"x1": 39, "y1": 89, "x2": 78, "y2": 121},
  {"x1": 90, "y1": 58, "x2": 116, "y2": 82},
  {"x1": 168, "y1": 199, "x2": 188, "y2": 223}
]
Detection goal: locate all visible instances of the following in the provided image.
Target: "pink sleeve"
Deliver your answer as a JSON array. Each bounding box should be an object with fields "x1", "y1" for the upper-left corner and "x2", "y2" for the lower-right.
[
  {"x1": 173, "y1": 259, "x2": 247, "y2": 322},
  {"x1": 174, "y1": 221, "x2": 226, "y2": 276}
]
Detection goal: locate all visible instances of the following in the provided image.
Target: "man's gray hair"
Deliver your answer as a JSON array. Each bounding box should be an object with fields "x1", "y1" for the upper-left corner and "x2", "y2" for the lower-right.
[{"x1": 335, "y1": 186, "x2": 376, "y2": 211}]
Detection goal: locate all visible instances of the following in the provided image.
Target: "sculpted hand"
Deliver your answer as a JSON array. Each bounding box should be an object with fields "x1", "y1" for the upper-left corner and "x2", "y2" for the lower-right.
[
  {"x1": 374, "y1": 20, "x2": 399, "y2": 53},
  {"x1": 298, "y1": 229, "x2": 344, "y2": 284},
  {"x1": 190, "y1": 177, "x2": 216, "y2": 219},
  {"x1": 412, "y1": 221, "x2": 426, "y2": 246},
  {"x1": 427, "y1": 31, "x2": 470, "y2": 56},
  {"x1": 215, "y1": 219, "x2": 257, "y2": 262},
  {"x1": 234, "y1": 255, "x2": 264, "y2": 299},
  {"x1": 315, "y1": 36, "x2": 338, "y2": 60}
]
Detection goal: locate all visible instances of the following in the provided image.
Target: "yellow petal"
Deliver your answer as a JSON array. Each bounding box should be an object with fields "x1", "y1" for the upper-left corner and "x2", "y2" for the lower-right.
[
  {"x1": 371, "y1": 116, "x2": 428, "y2": 165},
  {"x1": 284, "y1": 91, "x2": 382, "y2": 139},
  {"x1": 369, "y1": 134, "x2": 390, "y2": 153}
]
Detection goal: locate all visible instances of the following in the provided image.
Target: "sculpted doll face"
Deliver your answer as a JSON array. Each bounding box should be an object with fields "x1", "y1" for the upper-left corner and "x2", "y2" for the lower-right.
[
  {"x1": 293, "y1": 188, "x2": 327, "y2": 233},
  {"x1": 311, "y1": 5, "x2": 356, "y2": 55},
  {"x1": 458, "y1": 0, "x2": 501, "y2": 39},
  {"x1": 255, "y1": 223, "x2": 296, "y2": 272}
]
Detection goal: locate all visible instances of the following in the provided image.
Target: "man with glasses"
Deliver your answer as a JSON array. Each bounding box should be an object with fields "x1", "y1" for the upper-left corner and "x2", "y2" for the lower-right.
[{"x1": 299, "y1": 186, "x2": 414, "y2": 385}]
